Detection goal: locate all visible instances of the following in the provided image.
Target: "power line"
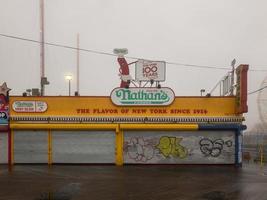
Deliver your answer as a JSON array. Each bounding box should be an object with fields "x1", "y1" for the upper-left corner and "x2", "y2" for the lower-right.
[
  {"x1": 0, "y1": 33, "x2": 115, "y2": 57},
  {"x1": 1, "y1": 33, "x2": 267, "y2": 71},
  {"x1": 248, "y1": 86, "x2": 267, "y2": 95},
  {"x1": 250, "y1": 69, "x2": 267, "y2": 72},
  {"x1": 165, "y1": 61, "x2": 229, "y2": 70}
]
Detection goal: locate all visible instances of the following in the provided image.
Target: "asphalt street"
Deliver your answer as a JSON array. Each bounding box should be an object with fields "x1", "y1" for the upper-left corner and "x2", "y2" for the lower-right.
[{"x1": 0, "y1": 164, "x2": 266, "y2": 200}]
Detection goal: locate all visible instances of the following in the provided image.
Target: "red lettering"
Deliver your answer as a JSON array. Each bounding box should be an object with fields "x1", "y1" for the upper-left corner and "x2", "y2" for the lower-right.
[
  {"x1": 193, "y1": 109, "x2": 208, "y2": 114},
  {"x1": 77, "y1": 109, "x2": 90, "y2": 114},
  {"x1": 93, "y1": 109, "x2": 118, "y2": 114},
  {"x1": 143, "y1": 65, "x2": 158, "y2": 73},
  {"x1": 132, "y1": 109, "x2": 147, "y2": 114},
  {"x1": 150, "y1": 109, "x2": 167, "y2": 114},
  {"x1": 170, "y1": 109, "x2": 190, "y2": 114},
  {"x1": 121, "y1": 109, "x2": 129, "y2": 114}
]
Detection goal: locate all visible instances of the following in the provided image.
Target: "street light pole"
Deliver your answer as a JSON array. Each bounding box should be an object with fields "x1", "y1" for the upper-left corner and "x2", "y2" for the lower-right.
[
  {"x1": 65, "y1": 75, "x2": 72, "y2": 96},
  {"x1": 68, "y1": 79, "x2": 71, "y2": 96}
]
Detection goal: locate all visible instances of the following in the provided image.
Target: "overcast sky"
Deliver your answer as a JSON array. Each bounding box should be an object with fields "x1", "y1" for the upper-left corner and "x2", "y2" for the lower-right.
[{"x1": 0, "y1": 0, "x2": 267, "y2": 131}]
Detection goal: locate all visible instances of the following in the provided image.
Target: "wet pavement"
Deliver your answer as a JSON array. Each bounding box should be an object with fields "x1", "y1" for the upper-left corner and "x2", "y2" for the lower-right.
[{"x1": 0, "y1": 164, "x2": 266, "y2": 200}]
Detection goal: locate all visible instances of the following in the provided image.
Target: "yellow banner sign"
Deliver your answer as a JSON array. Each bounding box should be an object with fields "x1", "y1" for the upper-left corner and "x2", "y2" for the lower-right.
[{"x1": 10, "y1": 96, "x2": 237, "y2": 117}]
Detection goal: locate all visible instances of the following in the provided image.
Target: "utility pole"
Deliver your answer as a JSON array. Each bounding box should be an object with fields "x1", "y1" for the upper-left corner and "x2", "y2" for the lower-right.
[
  {"x1": 40, "y1": 0, "x2": 45, "y2": 95},
  {"x1": 40, "y1": 0, "x2": 49, "y2": 96},
  {"x1": 76, "y1": 33, "x2": 80, "y2": 95}
]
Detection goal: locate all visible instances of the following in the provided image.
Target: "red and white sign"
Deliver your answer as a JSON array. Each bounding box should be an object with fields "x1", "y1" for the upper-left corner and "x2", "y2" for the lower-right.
[
  {"x1": 12, "y1": 101, "x2": 47, "y2": 113},
  {"x1": 135, "y1": 60, "x2": 166, "y2": 81}
]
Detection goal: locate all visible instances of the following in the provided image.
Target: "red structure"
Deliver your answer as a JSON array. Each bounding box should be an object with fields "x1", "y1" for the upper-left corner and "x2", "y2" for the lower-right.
[{"x1": 117, "y1": 57, "x2": 130, "y2": 88}]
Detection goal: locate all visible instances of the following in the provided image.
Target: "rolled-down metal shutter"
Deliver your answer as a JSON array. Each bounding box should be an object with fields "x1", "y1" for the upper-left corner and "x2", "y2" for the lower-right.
[
  {"x1": 52, "y1": 131, "x2": 115, "y2": 163},
  {"x1": 14, "y1": 130, "x2": 48, "y2": 163},
  {"x1": 0, "y1": 133, "x2": 8, "y2": 164},
  {"x1": 123, "y1": 130, "x2": 235, "y2": 164}
]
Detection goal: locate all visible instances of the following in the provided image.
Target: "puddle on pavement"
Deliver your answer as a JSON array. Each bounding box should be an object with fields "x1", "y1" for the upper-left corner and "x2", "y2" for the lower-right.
[
  {"x1": 201, "y1": 191, "x2": 227, "y2": 200},
  {"x1": 35, "y1": 183, "x2": 81, "y2": 200},
  {"x1": 201, "y1": 189, "x2": 241, "y2": 200}
]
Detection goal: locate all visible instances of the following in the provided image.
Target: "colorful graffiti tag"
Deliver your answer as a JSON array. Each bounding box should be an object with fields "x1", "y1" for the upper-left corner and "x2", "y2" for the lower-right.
[
  {"x1": 156, "y1": 136, "x2": 187, "y2": 159},
  {"x1": 123, "y1": 132, "x2": 235, "y2": 164},
  {"x1": 124, "y1": 136, "x2": 188, "y2": 163}
]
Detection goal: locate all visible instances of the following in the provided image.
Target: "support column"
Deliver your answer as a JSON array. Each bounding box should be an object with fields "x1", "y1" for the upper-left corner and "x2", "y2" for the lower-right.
[
  {"x1": 235, "y1": 130, "x2": 242, "y2": 167},
  {"x1": 115, "y1": 125, "x2": 123, "y2": 166},
  {"x1": 8, "y1": 129, "x2": 14, "y2": 165},
  {"x1": 48, "y1": 129, "x2": 52, "y2": 165}
]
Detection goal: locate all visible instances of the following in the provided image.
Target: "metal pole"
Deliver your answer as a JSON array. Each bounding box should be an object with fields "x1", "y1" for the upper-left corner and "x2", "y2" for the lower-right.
[
  {"x1": 230, "y1": 67, "x2": 234, "y2": 95},
  {"x1": 220, "y1": 82, "x2": 222, "y2": 96},
  {"x1": 230, "y1": 59, "x2": 236, "y2": 96},
  {"x1": 40, "y1": 0, "x2": 45, "y2": 96},
  {"x1": 69, "y1": 80, "x2": 71, "y2": 96},
  {"x1": 76, "y1": 34, "x2": 80, "y2": 95}
]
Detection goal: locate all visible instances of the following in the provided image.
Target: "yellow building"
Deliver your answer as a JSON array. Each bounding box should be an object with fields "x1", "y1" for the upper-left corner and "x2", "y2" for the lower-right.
[
  {"x1": 7, "y1": 95, "x2": 245, "y2": 166},
  {"x1": 0, "y1": 64, "x2": 248, "y2": 166}
]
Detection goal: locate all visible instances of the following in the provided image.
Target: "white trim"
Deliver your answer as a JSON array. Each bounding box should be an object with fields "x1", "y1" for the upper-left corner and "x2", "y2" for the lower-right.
[{"x1": 10, "y1": 116, "x2": 244, "y2": 123}]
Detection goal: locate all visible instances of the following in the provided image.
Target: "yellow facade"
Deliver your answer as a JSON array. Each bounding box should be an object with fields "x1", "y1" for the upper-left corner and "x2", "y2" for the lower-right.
[
  {"x1": 10, "y1": 96, "x2": 238, "y2": 117},
  {"x1": 8, "y1": 96, "x2": 241, "y2": 166}
]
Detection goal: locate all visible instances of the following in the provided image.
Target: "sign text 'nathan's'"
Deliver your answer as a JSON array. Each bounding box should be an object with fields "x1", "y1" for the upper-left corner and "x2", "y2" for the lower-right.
[{"x1": 111, "y1": 87, "x2": 175, "y2": 106}]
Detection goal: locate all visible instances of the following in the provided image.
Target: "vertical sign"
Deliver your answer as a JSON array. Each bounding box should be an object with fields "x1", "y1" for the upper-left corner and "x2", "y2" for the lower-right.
[
  {"x1": 236, "y1": 65, "x2": 249, "y2": 114},
  {"x1": 0, "y1": 95, "x2": 8, "y2": 125},
  {"x1": 0, "y1": 83, "x2": 11, "y2": 126}
]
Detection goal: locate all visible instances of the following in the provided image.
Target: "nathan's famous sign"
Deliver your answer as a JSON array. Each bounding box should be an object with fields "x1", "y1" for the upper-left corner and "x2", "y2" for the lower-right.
[{"x1": 111, "y1": 87, "x2": 175, "y2": 106}]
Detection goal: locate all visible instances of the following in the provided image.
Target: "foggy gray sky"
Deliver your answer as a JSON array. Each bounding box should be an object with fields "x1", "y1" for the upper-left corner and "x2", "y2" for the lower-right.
[{"x1": 1, "y1": 0, "x2": 267, "y2": 131}]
